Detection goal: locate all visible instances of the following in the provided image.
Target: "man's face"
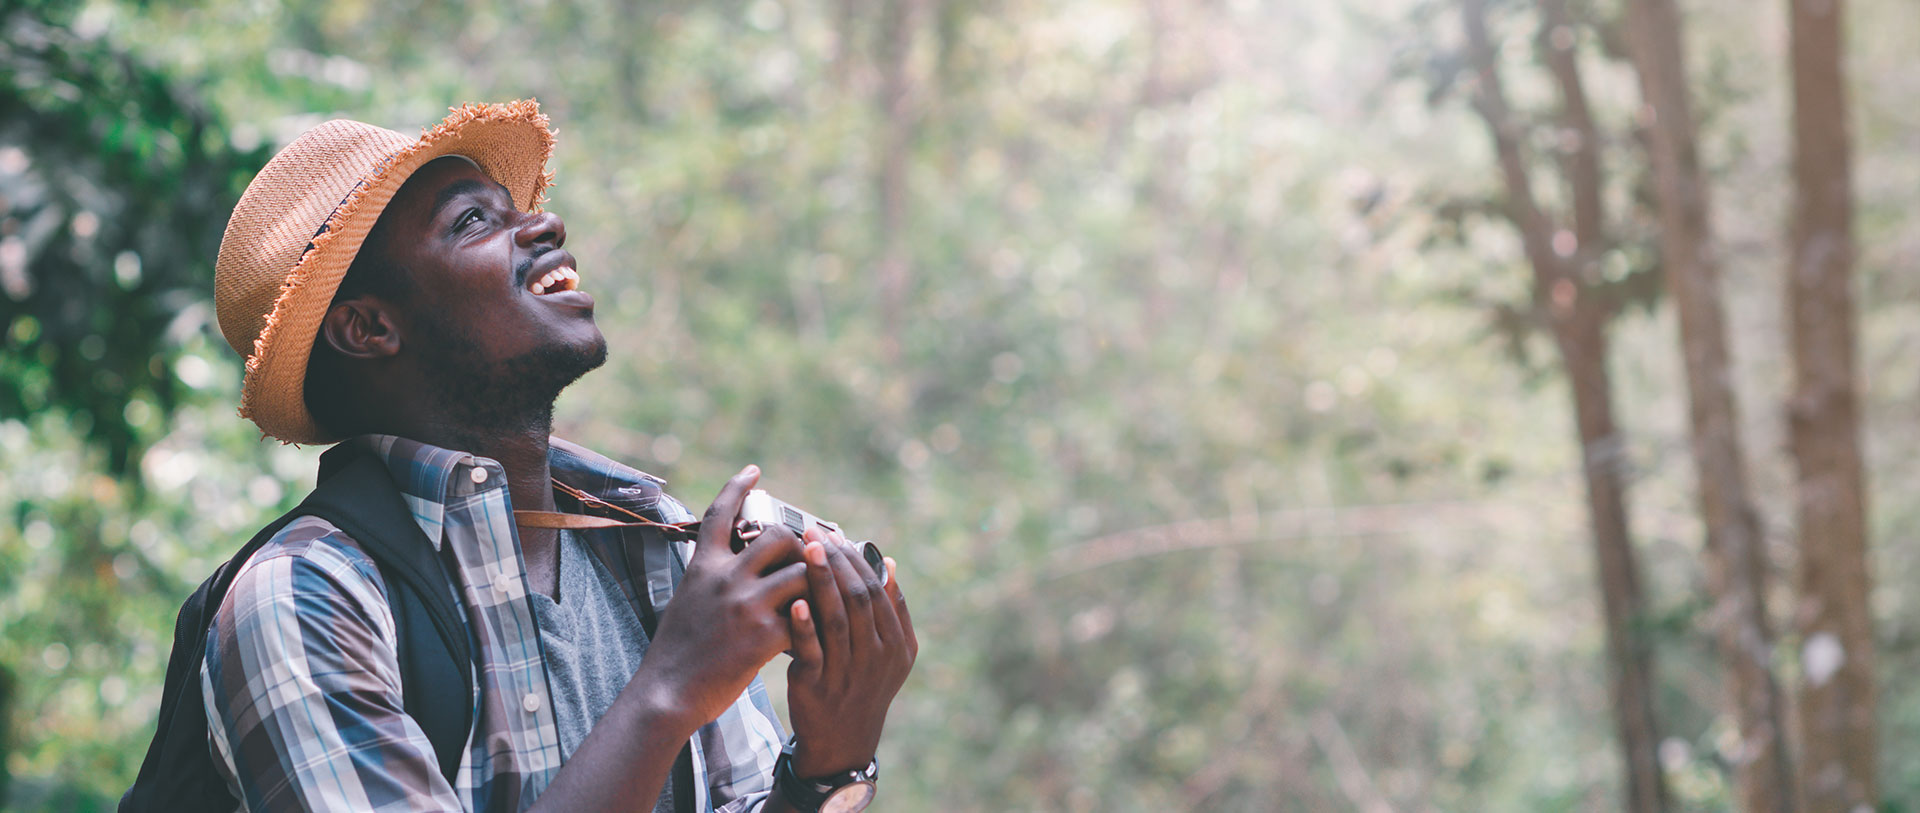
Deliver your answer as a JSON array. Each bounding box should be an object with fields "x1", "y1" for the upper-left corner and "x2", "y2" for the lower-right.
[{"x1": 370, "y1": 156, "x2": 607, "y2": 425}]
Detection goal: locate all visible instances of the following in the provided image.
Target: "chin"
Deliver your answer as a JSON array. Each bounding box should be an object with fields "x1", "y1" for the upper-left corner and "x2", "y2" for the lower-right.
[
  {"x1": 579, "y1": 332, "x2": 610, "y2": 373},
  {"x1": 515, "y1": 330, "x2": 609, "y2": 399},
  {"x1": 546, "y1": 318, "x2": 608, "y2": 367}
]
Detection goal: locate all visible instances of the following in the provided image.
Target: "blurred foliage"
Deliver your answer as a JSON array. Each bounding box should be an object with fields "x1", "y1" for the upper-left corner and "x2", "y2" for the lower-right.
[
  {"x1": 5, "y1": 0, "x2": 1920, "y2": 811},
  {"x1": 0, "y1": 0, "x2": 268, "y2": 475}
]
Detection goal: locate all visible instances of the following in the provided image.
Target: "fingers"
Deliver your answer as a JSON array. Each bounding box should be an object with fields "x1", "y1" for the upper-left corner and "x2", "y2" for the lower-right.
[
  {"x1": 838, "y1": 536, "x2": 902, "y2": 649},
  {"x1": 883, "y1": 557, "x2": 918, "y2": 659},
  {"x1": 787, "y1": 599, "x2": 823, "y2": 683},
  {"x1": 822, "y1": 540, "x2": 882, "y2": 658},
  {"x1": 756, "y1": 560, "x2": 811, "y2": 610},
  {"x1": 802, "y1": 529, "x2": 851, "y2": 674},
  {"x1": 696, "y1": 465, "x2": 760, "y2": 563}
]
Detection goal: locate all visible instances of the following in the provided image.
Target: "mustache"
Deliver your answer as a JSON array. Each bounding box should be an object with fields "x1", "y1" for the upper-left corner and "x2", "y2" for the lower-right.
[{"x1": 514, "y1": 248, "x2": 552, "y2": 288}]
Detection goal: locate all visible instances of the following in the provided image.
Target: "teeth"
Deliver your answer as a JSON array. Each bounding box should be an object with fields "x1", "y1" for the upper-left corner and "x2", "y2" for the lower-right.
[{"x1": 530, "y1": 266, "x2": 579, "y2": 295}]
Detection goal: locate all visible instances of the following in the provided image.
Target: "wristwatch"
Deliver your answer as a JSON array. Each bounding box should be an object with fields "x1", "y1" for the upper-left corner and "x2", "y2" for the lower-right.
[{"x1": 774, "y1": 737, "x2": 878, "y2": 813}]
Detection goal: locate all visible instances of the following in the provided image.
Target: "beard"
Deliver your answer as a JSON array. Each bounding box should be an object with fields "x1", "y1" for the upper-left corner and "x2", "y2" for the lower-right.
[{"x1": 412, "y1": 308, "x2": 608, "y2": 441}]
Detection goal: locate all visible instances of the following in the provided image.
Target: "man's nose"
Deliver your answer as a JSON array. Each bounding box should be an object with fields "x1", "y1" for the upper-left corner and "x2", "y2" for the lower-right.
[{"x1": 514, "y1": 210, "x2": 566, "y2": 249}]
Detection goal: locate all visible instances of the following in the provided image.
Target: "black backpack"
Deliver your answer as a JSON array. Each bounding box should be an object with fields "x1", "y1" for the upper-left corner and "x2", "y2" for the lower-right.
[{"x1": 120, "y1": 446, "x2": 474, "y2": 812}]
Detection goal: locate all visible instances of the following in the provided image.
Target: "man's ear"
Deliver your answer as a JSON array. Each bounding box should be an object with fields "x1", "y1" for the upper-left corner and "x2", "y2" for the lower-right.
[{"x1": 318, "y1": 297, "x2": 402, "y2": 360}]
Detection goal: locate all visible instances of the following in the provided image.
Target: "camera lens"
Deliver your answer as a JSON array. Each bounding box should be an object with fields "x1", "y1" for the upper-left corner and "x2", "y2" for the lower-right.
[{"x1": 855, "y1": 540, "x2": 888, "y2": 588}]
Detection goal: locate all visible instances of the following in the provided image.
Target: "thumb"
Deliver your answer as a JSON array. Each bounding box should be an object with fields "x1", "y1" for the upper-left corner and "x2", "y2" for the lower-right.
[
  {"x1": 787, "y1": 599, "x2": 823, "y2": 684},
  {"x1": 696, "y1": 464, "x2": 759, "y2": 563}
]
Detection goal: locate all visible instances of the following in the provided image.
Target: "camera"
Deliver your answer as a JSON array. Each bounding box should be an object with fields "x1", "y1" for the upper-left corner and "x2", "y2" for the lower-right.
[{"x1": 735, "y1": 489, "x2": 888, "y2": 587}]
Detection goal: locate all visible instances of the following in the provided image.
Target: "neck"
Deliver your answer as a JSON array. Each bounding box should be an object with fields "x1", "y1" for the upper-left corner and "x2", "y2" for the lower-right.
[
  {"x1": 350, "y1": 332, "x2": 599, "y2": 512},
  {"x1": 350, "y1": 369, "x2": 560, "y2": 512},
  {"x1": 386, "y1": 408, "x2": 564, "y2": 599},
  {"x1": 411, "y1": 413, "x2": 558, "y2": 513},
  {"x1": 348, "y1": 362, "x2": 573, "y2": 596}
]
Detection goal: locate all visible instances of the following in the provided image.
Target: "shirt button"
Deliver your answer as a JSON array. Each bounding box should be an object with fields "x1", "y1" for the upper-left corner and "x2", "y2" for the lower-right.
[
  {"x1": 523, "y1": 693, "x2": 542, "y2": 713},
  {"x1": 470, "y1": 466, "x2": 489, "y2": 484}
]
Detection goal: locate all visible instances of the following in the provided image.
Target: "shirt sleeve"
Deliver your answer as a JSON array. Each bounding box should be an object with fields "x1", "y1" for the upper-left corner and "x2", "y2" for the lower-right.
[
  {"x1": 201, "y1": 518, "x2": 465, "y2": 813},
  {"x1": 702, "y1": 675, "x2": 786, "y2": 813}
]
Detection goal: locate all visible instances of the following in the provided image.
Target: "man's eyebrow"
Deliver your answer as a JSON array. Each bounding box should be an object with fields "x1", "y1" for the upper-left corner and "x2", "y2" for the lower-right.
[{"x1": 430, "y1": 178, "x2": 512, "y2": 217}]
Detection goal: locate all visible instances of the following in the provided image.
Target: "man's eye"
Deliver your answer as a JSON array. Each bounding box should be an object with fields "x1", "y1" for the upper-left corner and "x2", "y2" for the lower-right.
[{"x1": 455, "y1": 208, "x2": 483, "y2": 231}]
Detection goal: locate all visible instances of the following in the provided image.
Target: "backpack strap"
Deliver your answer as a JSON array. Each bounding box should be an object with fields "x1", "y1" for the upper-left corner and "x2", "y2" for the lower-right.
[
  {"x1": 121, "y1": 447, "x2": 473, "y2": 812},
  {"x1": 298, "y1": 448, "x2": 474, "y2": 787}
]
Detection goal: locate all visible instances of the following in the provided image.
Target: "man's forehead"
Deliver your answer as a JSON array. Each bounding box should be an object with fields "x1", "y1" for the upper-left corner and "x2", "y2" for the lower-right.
[{"x1": 396, "y1": 155, "x2": 511, "y2": 216}]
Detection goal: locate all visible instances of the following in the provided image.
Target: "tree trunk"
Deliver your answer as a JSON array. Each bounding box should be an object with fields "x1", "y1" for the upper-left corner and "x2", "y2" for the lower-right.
[
  {"x1": 1137, "y1": 0, "x2": 1194, "y2": 334},
  {"x1": 874, "y1": 0, "x2": 920, "y2": 363},
  {"x1": 1556, "y1": 311, "x2": 1671, "y2": 813},
  {"x1": 1786, "y1": 0, "x2": 1877, "y2": 808},
  {"x1": 1622, "y1": 1, "x2": 1796, "y2": 809},
  {"x1": 1459, "y1": 3, "x2": 1669, "y2": 809}
]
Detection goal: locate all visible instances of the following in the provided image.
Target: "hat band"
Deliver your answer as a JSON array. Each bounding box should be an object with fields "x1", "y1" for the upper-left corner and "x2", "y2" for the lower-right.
[{"x1": 297, "y1": 152, "x2": 481, "y2": 267}]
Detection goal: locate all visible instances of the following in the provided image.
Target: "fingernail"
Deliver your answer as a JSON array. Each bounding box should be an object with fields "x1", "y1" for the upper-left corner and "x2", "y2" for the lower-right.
[
  {"x1": 793, "y1": 600, "x2": 810, "y2": 622},
  {"x1": 741, "y1": 464, "x2": 760, "y2": 477},
  {"x1": 805, "y1": 542, "x2": 825, "y2": 565}
]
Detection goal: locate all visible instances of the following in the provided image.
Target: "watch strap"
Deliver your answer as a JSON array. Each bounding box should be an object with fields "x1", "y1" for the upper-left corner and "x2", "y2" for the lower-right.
[{"x1": 775, "y1": 738, "x2": 877, "y2": 812}]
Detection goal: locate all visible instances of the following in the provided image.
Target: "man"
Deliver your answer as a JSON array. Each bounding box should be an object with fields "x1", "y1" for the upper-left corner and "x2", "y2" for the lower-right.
[{"x1": 190, "y1": 100, "x2": 915, "y2": 812}]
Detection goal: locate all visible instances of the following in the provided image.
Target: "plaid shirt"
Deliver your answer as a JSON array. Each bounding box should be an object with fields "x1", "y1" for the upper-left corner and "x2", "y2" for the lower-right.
[{"x1": 201, "y1": 434, "x2": 785, "y2": 812}]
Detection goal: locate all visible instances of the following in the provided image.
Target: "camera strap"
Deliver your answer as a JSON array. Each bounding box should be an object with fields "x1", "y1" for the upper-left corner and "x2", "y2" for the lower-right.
[
  {"x1": 512, "y1": 477, "x2": 702, "y2": 541},
  {"x1": 520, "y1": 479, "x2": 892, "y2": 587}
]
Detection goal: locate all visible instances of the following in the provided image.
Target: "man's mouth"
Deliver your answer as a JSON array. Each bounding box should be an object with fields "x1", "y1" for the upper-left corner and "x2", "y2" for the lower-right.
[{"x1": 529, "y1": 265, "x2": 580, "y2": 295}]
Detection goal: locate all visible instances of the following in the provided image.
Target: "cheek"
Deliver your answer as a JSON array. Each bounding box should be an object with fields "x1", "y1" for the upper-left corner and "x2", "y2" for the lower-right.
[
  {"x1": 406, "y1": 293, "x2": 523, "y2": 355},
  {"x1": 427, "y1": 232, "x2": 521, "y2": 292}
]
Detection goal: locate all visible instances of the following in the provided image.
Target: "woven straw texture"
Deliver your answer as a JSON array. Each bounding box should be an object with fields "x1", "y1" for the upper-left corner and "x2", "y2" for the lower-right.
[{"x1": 214, "y1": 100, "x2": 555, "y2": 444}]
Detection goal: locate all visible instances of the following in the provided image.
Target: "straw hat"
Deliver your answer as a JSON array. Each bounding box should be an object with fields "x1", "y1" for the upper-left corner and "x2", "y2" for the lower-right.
[{"x1": 214, "y1": 100, "x2": 555, "y2": 444}]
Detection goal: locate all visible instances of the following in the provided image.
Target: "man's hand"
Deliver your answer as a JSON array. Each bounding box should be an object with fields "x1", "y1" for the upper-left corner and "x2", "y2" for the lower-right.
[
  {"x1": 531, "y1": 465, "x2": 808, "y2": 811},
  {"x1": 634, "y1": 465, "x2": 810, "y2": 732},
  {"x1": 783, "y1": 526, "x2": 918, "y2": 777}
]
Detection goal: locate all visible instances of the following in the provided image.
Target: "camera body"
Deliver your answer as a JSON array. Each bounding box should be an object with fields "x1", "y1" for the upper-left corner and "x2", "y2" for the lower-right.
[
  {"x1": 740, "y1": 489, "x2": 839, "y2": 541},
  {"x1": 736, "y1": 489, "x2": 887, "y2": 587}
]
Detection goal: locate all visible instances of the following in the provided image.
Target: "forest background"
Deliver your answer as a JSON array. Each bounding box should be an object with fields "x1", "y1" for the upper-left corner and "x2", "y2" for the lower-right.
[{"x1": 1, "y1": 0, "x2": 1915, "y2": 810}]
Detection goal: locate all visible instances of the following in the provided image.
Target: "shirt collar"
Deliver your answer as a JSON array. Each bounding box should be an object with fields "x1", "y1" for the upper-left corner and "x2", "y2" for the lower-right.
[
  {"x1": 547, "y1": 435, "x2": 667, "y2": 490},
  {"x1": 334, "y1": 433, "x2": 671, "y2": 550}
]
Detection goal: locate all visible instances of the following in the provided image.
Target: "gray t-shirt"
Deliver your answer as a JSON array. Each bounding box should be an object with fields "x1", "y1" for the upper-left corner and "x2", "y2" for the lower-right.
[{"x1": 528, "y1": 529, "x2": 675, "y2": 813}]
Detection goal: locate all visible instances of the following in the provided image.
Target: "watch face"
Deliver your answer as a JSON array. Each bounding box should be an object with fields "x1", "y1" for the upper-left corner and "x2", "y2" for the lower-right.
[{"x1": 821, "y1": 781, "x2": 877, "y2": 813}]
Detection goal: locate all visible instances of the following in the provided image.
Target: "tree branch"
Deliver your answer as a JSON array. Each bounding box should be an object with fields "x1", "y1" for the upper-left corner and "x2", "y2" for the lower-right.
[
  {"x1": 1536, "y1": 0, "x2": 1606, "y2": 278},
  {"x1": 1459, "y1": 0, "x2": 1570, "y2": 307}
]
